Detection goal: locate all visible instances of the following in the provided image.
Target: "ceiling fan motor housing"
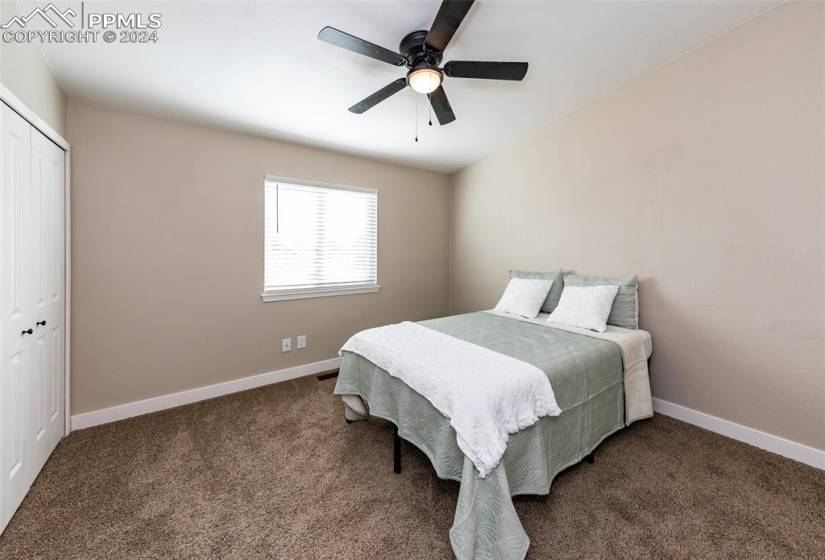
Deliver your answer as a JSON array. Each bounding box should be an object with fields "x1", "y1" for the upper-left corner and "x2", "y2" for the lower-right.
[{"x1": 399, "y1": 30, "x2": 443, "y2": 68}]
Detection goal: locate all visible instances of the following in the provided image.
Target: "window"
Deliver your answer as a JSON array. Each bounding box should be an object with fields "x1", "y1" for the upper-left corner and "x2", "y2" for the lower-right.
[{"x1": 262, "y1": 178, "x2": 378, "y2": 301}]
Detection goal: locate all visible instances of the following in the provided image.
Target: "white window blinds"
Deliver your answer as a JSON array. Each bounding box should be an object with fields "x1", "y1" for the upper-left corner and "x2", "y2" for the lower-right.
[{"x1": 263, "y1": 179, "x2": 378, "y2": 299}]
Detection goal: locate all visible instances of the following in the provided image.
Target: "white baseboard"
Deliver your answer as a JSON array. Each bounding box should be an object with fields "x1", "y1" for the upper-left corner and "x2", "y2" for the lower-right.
[
  {"x1": 70, "y1": 357, "x2": 341, "y2": 431},
  {"x1": 70, "y1": 367, "x2": 825, "y2": 470},
  {"x1": 652, "y1": 398, "x2": 825, "y2": 471}
]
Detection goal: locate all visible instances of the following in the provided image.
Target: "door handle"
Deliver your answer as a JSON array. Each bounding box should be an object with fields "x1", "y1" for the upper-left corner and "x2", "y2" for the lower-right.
[
  {"x1": 36, "y1": 320, "x2": 47, "y2": 327},
  {"x1": 21, "y1": 328, "x2": 33, "y2": 336}
]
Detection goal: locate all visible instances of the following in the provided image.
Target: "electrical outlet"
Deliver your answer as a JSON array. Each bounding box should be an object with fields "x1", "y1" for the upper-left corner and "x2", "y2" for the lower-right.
[
  {"x1": 297, "y1": 335, "x2": 307, "y2": 349},
  {"x1": 281, "y1": 337, "x2": 292, "y2": 352}
]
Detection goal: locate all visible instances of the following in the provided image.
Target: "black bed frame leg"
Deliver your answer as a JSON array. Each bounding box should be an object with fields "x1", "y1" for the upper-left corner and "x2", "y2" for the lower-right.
[
  {"x1": 393, "y1": 426, "x2": 402, "y2": 474},
  {"x1": 584, "y1": 452, "x2": 595, "y2": 464}
]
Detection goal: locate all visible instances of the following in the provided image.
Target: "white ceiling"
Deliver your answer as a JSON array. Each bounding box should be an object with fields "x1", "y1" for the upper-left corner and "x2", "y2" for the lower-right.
[{"x1": 38, "y1": 0, "x2": 780, "y2": 172}]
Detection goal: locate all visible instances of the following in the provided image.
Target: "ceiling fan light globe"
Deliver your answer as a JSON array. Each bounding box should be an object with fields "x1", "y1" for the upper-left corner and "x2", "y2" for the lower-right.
[{"x1": 408, "y1": 68, "x2": 442, "y2": 94}]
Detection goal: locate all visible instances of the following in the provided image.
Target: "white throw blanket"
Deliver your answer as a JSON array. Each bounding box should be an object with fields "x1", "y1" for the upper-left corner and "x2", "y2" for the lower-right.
[{"x1": 340, "y1": 321, "x2": 561, "y2": 478}]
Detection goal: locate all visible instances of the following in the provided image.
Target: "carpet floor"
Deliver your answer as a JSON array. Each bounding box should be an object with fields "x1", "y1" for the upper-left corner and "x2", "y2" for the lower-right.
[{"x1": 0, "y1": 376, "x2": 823, "y2": 559}]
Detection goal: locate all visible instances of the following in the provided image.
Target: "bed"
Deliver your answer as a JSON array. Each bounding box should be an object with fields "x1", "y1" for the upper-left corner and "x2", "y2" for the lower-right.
[{"x1": 334, "y1": 309, "x2": 653, "y2": 560}]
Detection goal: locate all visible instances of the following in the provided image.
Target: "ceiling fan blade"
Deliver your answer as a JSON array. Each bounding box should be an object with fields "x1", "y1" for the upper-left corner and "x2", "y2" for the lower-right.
[
  {"x1": 318, "y1": 26, "x2": 406, "y2": 66},
  {"x1": 428, "y1": 86, "x2": 456, "y2": 125},
  {"x1": 349, "y1": 78, "x2": 408, "y2": 114},
  {"x1": 425, "y1": 0, "x2": 475, "y2": 52},
  {"x1": 444, "y1": 61, "x2": 528, "y2": 81}
]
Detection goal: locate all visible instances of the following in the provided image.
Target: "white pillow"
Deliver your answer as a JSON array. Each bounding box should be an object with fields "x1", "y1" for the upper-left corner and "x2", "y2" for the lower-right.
[
  {"x1": 494, "y1": 277, "x2": 554, "y2": 319},
  {"x1": 547, "y1": 285, "x2": 620, "y2": 332}
]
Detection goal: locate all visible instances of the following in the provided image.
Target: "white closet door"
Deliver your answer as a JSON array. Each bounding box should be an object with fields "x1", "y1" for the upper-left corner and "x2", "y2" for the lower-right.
[
  {"x1": 1, "y1": 104, "x2": 33, "y2": 531},
  {"x1": 0, "y1": 104, "x2": 65, "y2": 533},
  {"x1": 29, "y1": 126, "x2": 65, "y2": 476}
]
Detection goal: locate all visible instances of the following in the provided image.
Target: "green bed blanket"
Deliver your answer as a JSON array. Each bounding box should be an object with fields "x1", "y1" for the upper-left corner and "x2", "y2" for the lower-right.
[{"x1": 334, "y1": 312, "x2": 628, "y2": 560}]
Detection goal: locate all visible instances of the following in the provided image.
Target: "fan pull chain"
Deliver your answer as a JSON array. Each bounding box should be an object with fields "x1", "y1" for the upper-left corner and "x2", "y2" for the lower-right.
[
  {"x1": 415, "y1": 97, "x2": 419, "y2": 142},
  {"x1": 429, "y1": 104, "x2": 433, "y2": 126}
]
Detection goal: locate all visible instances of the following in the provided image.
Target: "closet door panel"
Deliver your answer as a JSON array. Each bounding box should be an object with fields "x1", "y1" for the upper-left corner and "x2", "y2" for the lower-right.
[
  {"x1": 29, "y1": 128, "x2": 64, "y2": 476},
  {"x1": 1, "y1": 105, "x2": 33, "y2": 529},
  {"x1": 44, "y1": 133, "x2": 64, "y2": 451},
  {"x1": 1, "y1": 105, "x2": 64, "y2": 535},
  {"x1": 28, "y1": 127, "x2": 47, "y2": 475},
  {"x1": 47, "y1": 136, "x2": 65, "y2": 434}
]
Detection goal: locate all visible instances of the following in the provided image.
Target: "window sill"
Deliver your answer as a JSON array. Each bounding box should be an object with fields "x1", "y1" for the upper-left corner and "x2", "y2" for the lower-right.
[{"x1": 261, "y1": 284, "x2": 380, "y2": 302}]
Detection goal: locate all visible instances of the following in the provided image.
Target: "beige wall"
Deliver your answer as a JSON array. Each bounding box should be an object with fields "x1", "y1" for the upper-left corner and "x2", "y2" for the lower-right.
[
  {"x1": 450, "y1": 2, "x2": 825, "y2": 451},
  {"x1": 0, "y1": 1, "x2": 67, "y2": 136},
  {"x1": 68, "y1": 100, "x2": 450, "y2": 413}
]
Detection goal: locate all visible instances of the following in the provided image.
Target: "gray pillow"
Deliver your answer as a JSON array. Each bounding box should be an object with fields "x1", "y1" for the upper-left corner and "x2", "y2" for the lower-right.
[
  {"x1": 563, "y1": 273, "x2": 639, "y2": 329},
  {"x1": 510, "y1": 270, "x2": 564, "y2": 314}
]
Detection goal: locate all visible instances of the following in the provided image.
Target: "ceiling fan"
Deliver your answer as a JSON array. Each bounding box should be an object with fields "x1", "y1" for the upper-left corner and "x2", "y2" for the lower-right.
[{"x1": 318, "y1": 0, "x2": 528, "y2": 125}]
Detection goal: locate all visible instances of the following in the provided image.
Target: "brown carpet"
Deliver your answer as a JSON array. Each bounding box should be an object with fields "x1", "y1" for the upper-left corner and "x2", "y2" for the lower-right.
[{"x1": 1, "y1": 376, "x2": 823, "y2": 560}]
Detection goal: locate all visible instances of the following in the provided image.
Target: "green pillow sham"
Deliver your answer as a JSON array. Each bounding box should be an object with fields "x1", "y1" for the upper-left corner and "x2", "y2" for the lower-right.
[
  {"x1": 510, "y1": 270, "x2": 564, "y2": 314},
  {"x1": 563, "y1": 273, "x2": 639, "y2": 329}
]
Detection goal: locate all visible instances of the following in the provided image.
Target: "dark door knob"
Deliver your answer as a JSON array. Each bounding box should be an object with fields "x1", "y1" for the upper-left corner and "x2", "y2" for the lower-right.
[
  {"x1": 36, "y1": 320, "x2": 46, "y2": 327},
  {"x1": 21, "y1": 328, "x2": 33, "y2": 336}
]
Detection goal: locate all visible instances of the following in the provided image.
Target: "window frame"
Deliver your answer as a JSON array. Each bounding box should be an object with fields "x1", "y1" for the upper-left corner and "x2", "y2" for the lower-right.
[{"x1": 260, "y1": 175, "x2": 380, "y2": 302}]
